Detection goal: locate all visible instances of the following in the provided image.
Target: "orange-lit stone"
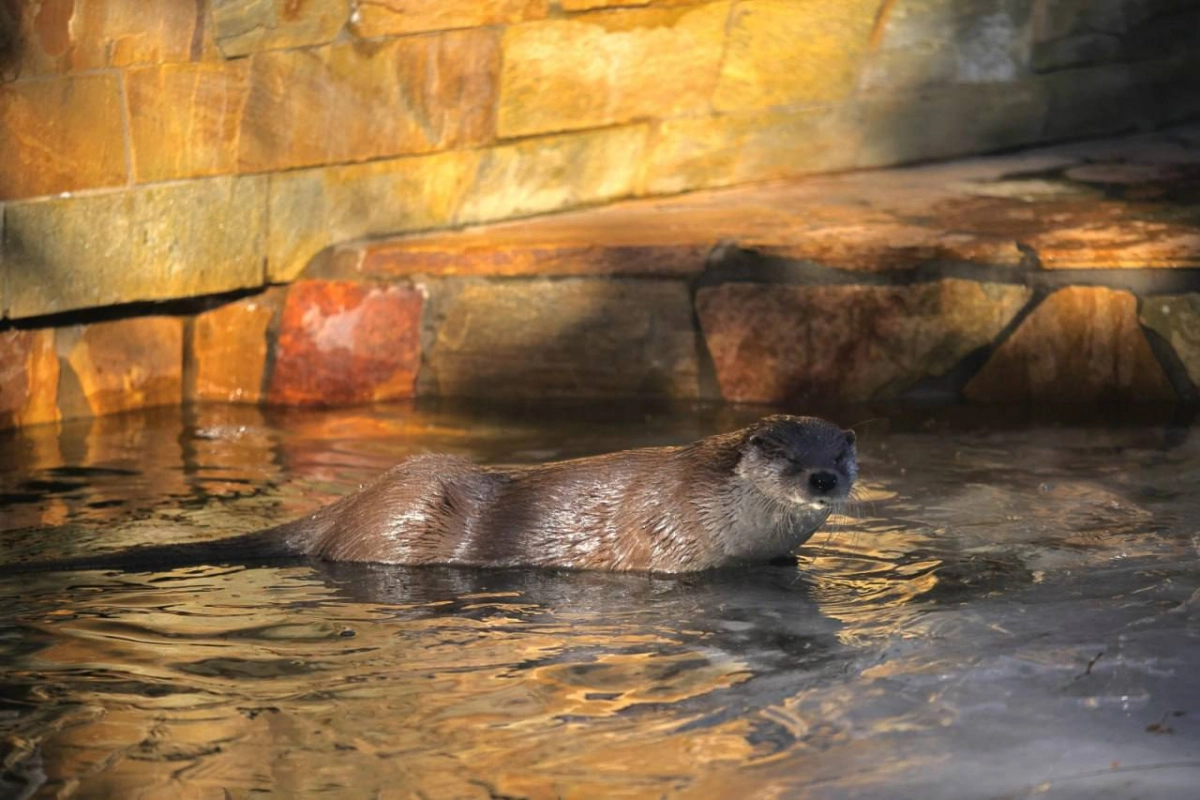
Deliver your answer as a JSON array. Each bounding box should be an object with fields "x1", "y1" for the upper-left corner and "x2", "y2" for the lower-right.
[
  {"x1": 14, "y1": 0, "x2": 203, "y2": 75},
  {"x1": 126, "y1": 61, "x2": 252, "y2": 182},
  {"x1": 268, "y1": 280, "x2": 423, "y2": 406},
  {"x1": 0, "y1": 329, "x2": 60, "y2": 429},
  {"x1": 239, "y1": 29, "x2": 499, "y2": 172},
  {"x1": 350, "y1": 0, "x2": 548, "y2": 37},
  {"x1": 0, "y1": 73, "x2": 126, "y2": 200},
  {"x1": 966, "y1": 287, "x2": 1175, "y2": 404},
  {"x1": 713, "y1": 0, "x2": 879, "y2": 111},
  {"x1": 61, "y1": 317, "x2": 184, "y2": 417},
  {"x1": 497, "y1": 4, "x2": 727, "y2": 137},
  {"x1": 191, "y1": 293, "x2": 281, "y2": 403},
  {"x1": 698, "y1": 280, "x2": 1032, "y2": 403}
]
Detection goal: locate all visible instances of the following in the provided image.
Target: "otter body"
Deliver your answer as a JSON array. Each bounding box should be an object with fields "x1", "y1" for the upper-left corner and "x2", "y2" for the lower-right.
[{"x1": 19, "y1": 416, "x2": 858, "y2": 574}]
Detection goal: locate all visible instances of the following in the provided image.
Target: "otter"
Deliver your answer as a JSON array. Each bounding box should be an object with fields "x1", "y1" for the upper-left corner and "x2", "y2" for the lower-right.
[{"x1": 13, "y1": 415, "x2": 857, "y2": 574}]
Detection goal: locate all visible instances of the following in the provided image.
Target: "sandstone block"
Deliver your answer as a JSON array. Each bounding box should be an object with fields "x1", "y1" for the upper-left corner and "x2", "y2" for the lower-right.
[
  {"x1": 455, "y1": 124, "x2": 650, "y2": 225},
  {"x1": 350, "y1": 0, "x2": 548, "y2": 38},
  {"x1": 1030, "y1": 220, "x2": 1200, "y2": 269},
  {"x1": 0, "y1": 329, "x2": 60, "y2": 429},
  {"x1": 713, "y1": 0, "x2": 878, "y2": 112},
  {"x1": 267, "y1": 126, "x2": 648, "y2": 282},
  {"x1": 697, "y1": 280, "x2": 1032, "y2": 403},
  {"x1": 1140, "y1": 294, "x2": 1200, "y2": 390},
  {"x1": 0, "y1": 73, "x2": 126, "y2": 200},
  {"x1": 59, "y1": 317, "x2": 183, "y2": 418},
  {"x1": 268, "y1": 280, "x2": 423, "y2": 406},
  {"x1": 965, "y1": 287, "x2": 1174, "y2": 403},
  {"x1": 5, "y1": 177, "x2": 267, "y2": 318},
  {"x1": 190, "y1": 293, "x2": 282, "y2": 403},
  {"x1": 11, "y1": 0, "x2": 203, "y2": 76},
  {"x1": 126, "y1": 61, "x2": 252, "y2": 182},
  {"x1": 643, "y1": 106, "x2": 861, "y2": 194},
  {"x1": 239, "y1": 29, "x2": 499, "y2": 172},
  {"x1": 497, "y1": 4, "x2": 727, "y2": 137},
  {"x1": 213, "y1": 0, "x2": 348, "y2": 56},
  {"x1": 426, "y1": 280, "x2": 699, "y2": 398},
  {"x1": 267, "y1": 150, "x2": 477, "y2": 282}
]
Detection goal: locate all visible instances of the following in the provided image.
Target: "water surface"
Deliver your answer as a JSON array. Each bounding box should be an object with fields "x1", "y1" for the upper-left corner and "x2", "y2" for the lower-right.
[{"x1": 1, "y1": 403, "x2": 1197, "y2": 798}]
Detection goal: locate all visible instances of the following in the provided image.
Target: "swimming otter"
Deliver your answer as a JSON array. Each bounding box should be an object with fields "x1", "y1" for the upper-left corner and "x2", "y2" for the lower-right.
[{"x1": 15, "y1": 415, "x2": 857, "y2": 574}]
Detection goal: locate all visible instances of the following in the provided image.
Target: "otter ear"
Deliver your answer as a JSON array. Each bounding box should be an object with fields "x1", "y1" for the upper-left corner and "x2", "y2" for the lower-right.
[{"x1": 844, "y1": 430, "x2": 856, "y2": 446}]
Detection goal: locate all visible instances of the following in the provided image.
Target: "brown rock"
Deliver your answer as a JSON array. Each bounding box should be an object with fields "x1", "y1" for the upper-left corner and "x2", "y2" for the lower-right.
[
  {"x1": 61, "y1": 317, "x2": 184, "y2": 418},
  {"x1": 497, "y1": 4, "x2": 727, "y2": 137},
  {"x1": 713, "y1": 0, "x2": 878, "y2": 112},
  {"x1": 190, "y1": 293, "x2": 281, "y2": 403},
  {"x1": 0, "y1": 329, "x2": 60, "y2": 429},
  {"x1": 267, "y1": 280, "x2": 423, "y2": 406},
  {"x1": 1029, "y1": 221, "x2": 1200, "y2": 269},
  {"x1": 212, "y1": 0, "x2": 348, "y2": 57},
  {"x1": 858, "y1": 82, "x2": 1047, "y2": 167},
  {"x1": 5, "y1": 176, "x2": 267, "y2": 319},
  {"x1": 239, "y1": 29, "x2": 499, "y2": 172},
  {"x1": 425, "y1": 279, "x2": 698, "y2": 398},
  {"x1": 965, "y1": 287, "x2": 1175, "y2": 404},
  {"x1": 1139, "y1": 294, "x2": 1200, "y2": 390},
  {"x1": 455, "y1": 124, "x2": 650, "y2": 225},
  {"x1": 697, "y1": 280, "x2": 1032, "y2": 403},
  {"x1": 0, "y1": 73, "x2": 126, "y2": 201},
  {"x1": 643, "y1": 106, "x2": 861, "y2": 194},
  {"x1": 350, "y1": 0, "x2": 547, "y2": 38},
  {"x1": 13, "y1": 0, "x2": 202, "y2": 75},
  {"x1": 126, "y1": 61, "x2": 252, "y2": 182}
]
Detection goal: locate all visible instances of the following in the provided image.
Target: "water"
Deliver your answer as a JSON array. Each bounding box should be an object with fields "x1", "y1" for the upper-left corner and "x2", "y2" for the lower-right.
[{"x1": 0, "y1": 402, "x2": 1197, "y2": 799}]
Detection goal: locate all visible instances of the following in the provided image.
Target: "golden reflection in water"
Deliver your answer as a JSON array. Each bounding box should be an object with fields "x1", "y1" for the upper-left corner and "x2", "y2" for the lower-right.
[{"x1": 9, "y1": 567, "x2": 797, "y2": 798}]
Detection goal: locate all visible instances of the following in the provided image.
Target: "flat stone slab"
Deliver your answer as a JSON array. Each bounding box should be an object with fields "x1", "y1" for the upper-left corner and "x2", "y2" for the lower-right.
[{"x1": 320, "y1": 125, "x2": 1200, "y2": 278}]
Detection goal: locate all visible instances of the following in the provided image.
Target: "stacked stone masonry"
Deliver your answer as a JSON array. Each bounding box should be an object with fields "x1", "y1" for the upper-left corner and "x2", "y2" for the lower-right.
[
  {"x1": 4, "y1": 126, "x2": 1200, "y2": 428},
  {"x1": 1, "y1": 1, "x2": 1199, "y2": 427},
  {"x1": 3, "y1": 0, "x2": 1200, "y2": 315}
]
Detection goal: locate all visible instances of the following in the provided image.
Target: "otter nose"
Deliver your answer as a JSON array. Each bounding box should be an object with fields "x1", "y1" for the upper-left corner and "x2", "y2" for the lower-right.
[{"x1": 809, "y1": 471, "x2": 838, "y2": 494}]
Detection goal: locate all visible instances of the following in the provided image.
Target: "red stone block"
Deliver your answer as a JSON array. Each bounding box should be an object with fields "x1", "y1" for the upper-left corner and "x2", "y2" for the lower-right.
[{"x1": 267, "y1": 280, "x2": 423, "y2": 406}]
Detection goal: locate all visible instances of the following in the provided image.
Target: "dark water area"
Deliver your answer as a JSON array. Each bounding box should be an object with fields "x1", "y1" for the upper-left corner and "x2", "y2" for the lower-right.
[{"x1": 0, "y1": 402, "x2": 1197, "y2": 799}]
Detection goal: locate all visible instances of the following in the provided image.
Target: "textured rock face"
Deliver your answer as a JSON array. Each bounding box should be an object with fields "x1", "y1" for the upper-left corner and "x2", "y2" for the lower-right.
[
  {"x1": 59, "y1": 318, "x2": 184, "y2": 418},
  {"x1": 239, "y1": 30, "x2": 500, "y2": 172},
  {"x1": 190, "y1": 294, "x2": 281, "y2": 403},
  {"x1": 5, "y1": 177, "x2": 268, "y2": 318},
  {"x1": 0, "y1": 330, "x2": 59, "y2": 428},
  {"x1": 714, "y1": 0, "x2": 880, "y2": 111},
  {"x1": 349, "y1": 0, "x2": 548, "y2": 38},
  {"x1": 212, "y1": 0, "x2": 348, "y2": 56},
  {"x1": 966, "y1": 287, "x2": 1175, "y2": 404},
  {"x1": 498, "y1": 4, "x2": 728, "y2": 137},
  {"x1": 0, "y1": 74, "x2": 127, "y2": 200},
  {"x1": 425, "y1": 280, "x2": 699, "y2": 399},
  {"x1": 267, "y1": 280, "x2": 423, "y2": 406},
  {"x1": 697, "y1": 280, "x2": 1033, "y2": 403}
]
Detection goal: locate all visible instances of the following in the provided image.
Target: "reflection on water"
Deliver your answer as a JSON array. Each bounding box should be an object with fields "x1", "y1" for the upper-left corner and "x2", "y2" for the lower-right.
[{"x1": 1, "y1": 403, "x2": 1198, "y2": 798}]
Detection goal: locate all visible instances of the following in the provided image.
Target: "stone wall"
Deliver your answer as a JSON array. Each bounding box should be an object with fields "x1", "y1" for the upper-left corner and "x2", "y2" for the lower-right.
[
  {"x1": 3, "y1": 0, "x2": 1199, "y2": 320},
  {"x1": 1, "y1": 1, "x2": 1198, "y2": 427}
]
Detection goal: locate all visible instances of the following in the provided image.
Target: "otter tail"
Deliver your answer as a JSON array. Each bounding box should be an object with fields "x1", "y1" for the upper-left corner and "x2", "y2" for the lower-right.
[{"x1": 2, "y1": 515, "x2": 332, "y2": 575}]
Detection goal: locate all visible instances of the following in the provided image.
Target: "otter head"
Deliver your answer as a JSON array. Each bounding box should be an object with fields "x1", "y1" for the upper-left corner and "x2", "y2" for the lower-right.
[{"x1": 736, "y1": 415, "x2": 857, "y2": 510}]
